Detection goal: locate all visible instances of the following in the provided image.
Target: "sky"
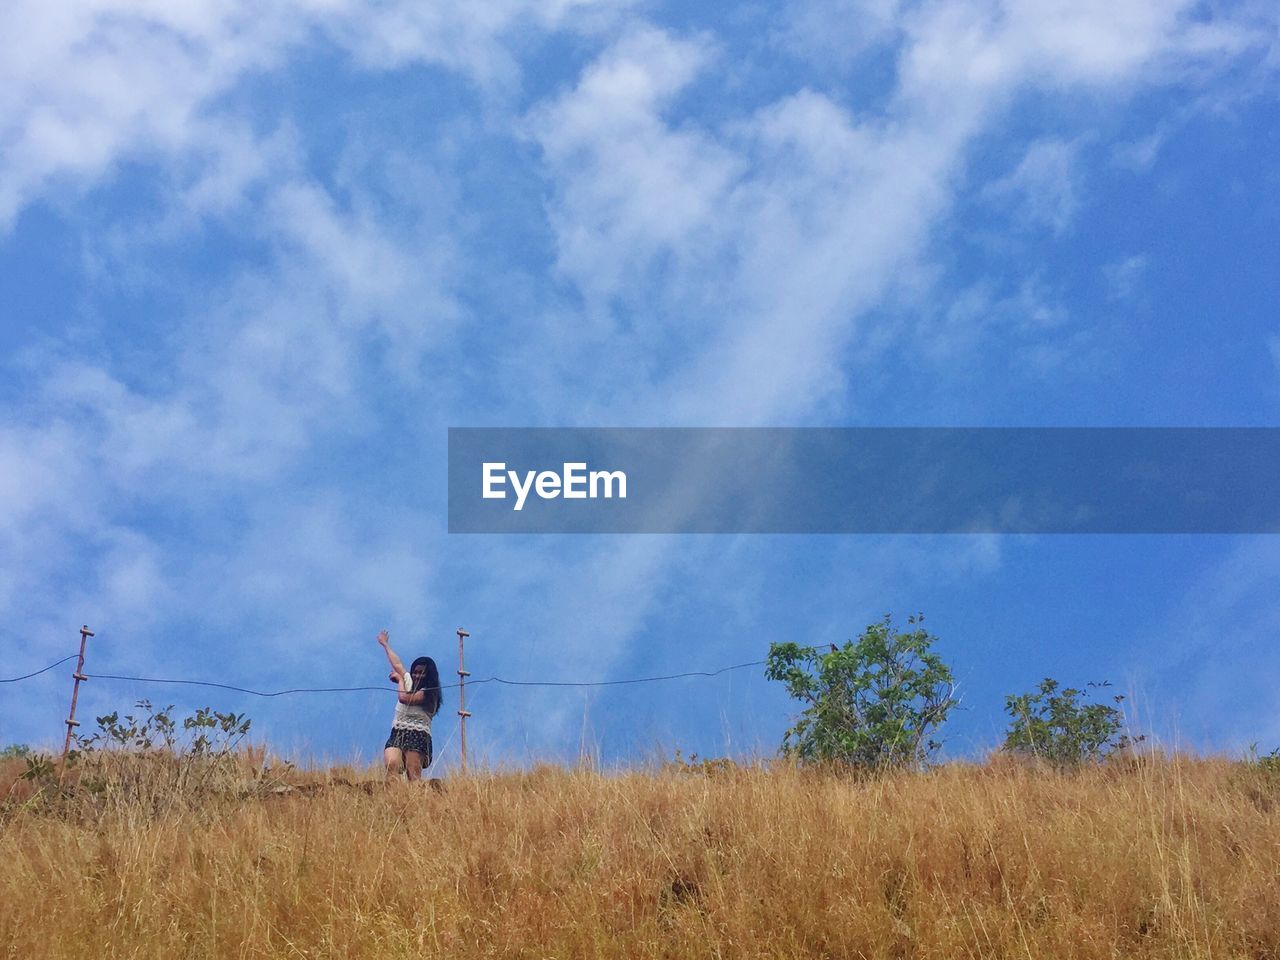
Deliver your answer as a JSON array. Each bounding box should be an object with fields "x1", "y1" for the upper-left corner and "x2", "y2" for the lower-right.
[{"x1": 2, "y1": 0, "x2": 1278, "y2": 772}]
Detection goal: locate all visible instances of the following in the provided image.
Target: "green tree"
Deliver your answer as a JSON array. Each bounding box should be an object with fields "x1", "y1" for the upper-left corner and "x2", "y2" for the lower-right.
[
  {"x1": 1002, "y1": 678, "x2": 1137, "y2": 767},
  {"x1": 765, "y1": 614, "x2": 959, "y2": 769}
]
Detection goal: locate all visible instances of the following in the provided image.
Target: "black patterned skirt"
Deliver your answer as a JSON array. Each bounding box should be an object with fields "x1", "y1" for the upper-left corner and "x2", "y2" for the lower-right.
[{"x1": 385, "y1": 726, "x2": 433, "y2": 763}]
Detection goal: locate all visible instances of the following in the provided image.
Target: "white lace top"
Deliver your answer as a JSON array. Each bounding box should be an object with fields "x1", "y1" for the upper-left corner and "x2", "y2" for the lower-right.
[
  {"x1": 393, "y1": 698, "x2": 432, "y2": 733},
  {"x1": 392, "y1": 674, "x2": 434, "y2": 733}
]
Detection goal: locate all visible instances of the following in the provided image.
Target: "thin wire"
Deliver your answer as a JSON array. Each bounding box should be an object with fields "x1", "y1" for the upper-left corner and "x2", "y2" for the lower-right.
[
  {"x1": 85, "y1": 675, "x2": 391, "y2": 697},
  {"x1": 473, "y1": 660, "x2": 767, "y2": 688},
  {"x1": 75, "y1": 660, "x2": 768, "y2": 698},
  {"x1": 1, "y1": 654, "x2": 78, "y2": 683}
]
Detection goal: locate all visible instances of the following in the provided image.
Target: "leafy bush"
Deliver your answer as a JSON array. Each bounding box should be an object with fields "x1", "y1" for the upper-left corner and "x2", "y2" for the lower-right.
[
  {"x1": 666, "y1": 750, "x2": 739, "y2": 777},
  {"x1": 1003, "y1": 679, "x2": 1138, "y2": 767},
  {"x1": 1243, "y1": 744, "x2": 1280, "y2": 786},
  {"x1": 5, "y1": 701, "x2": 261, "y2": 818},
  {"x1": 765, "y1": 614, "x2": 959, "y2": 769},
  {"x1": 1250, "y1": 746, "x2": 1280, "y2": 772},
  {"x1": 74, "y1": 700, "x2": 253, "y2": 805},
  {"x1": 77, "y1": 699, "x2": 251, "y2": 757}
]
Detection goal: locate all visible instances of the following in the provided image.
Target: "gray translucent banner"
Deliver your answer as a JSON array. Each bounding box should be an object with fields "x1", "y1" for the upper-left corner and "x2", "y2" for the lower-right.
[{"x1": 447, "y1": 428, "x2": 1280, "y2": 534}]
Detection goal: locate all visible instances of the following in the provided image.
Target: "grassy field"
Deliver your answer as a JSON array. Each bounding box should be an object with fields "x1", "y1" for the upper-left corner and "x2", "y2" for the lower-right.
[{"x1": 2, "y1": 754, "x2": 1278, "y2": 959}]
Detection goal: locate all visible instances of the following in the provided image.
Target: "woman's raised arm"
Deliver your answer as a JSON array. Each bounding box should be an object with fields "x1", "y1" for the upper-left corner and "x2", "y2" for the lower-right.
[{"x1": 377, "y1": 630, "x2": 407, "y2": 677}]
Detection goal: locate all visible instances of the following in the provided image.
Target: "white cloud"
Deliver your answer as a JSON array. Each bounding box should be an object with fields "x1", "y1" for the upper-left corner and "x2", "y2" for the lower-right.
[
  {"x1": 531, "y1": 31, "x2": 984, "y2": 422},
  {"x1": 531, "y1": 1, "x2": 1278, "y2": 426},
  {"x1": 462, "y1": 534, "x2": 681, "y2": 757},
  {"x1": 898, "y1": 0, "x2": 1263, "y2": 101},
  {"x1": 1103, "y1": 255, "x2": 1149, "y2": 302},
  {"x1": 529, "y1": 27, "x2": 739, "y2": 314},
  {"x1": 983, "y1": 138, "x2": 1082, "y2": 234},
  {"x1": 1112, "y1": 131, "x2": 1166, "y2": 172},
  {"x1": 1138, "y1": 537, "x2": 1280, "y2": 750},
  {"x1": 327, "y1": 0, "x2": 635, "y2": 82},
  {"x1": 916, "y1": 276, "x2": 1073, "y2": 366},
  {"x1": 189, "y1": 493, "x2": 439, "y2": 649},
  {"x1": 0, "y1": 0, "x2": 635, "y2": 230},
  {"x1": 774, "y1": 0, "x2": 904, "y2": 69},
  {"x1": 0, "y1": 1, "x2": 296, "y2": 228}
]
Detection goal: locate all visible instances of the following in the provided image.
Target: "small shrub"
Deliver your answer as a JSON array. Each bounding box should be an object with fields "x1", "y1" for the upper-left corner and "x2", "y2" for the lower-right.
[
  {"x1": 0, "y1": 701, "x2": 265, "y2": 818},
  {"x1": 1245, "y1": 745, "x2": 1280, "y2": 775},
  {"x1": 76, "y1": 699, "x2": 251, "y2": 756},
  {"x1": 19, "y1": 753, "x2": 58, "y2": 782},
  {"x1": 665, "y1": 750, "x2": 738, "y2": 777},
  {"x1": 1003, "y1": 678, "x2": 1139, "y2": 768}
]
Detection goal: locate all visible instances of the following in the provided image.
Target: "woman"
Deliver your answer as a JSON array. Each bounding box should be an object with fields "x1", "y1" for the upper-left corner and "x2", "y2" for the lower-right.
[{"x1": 376, "y1": 629, "x2": 442, "y2": 781}]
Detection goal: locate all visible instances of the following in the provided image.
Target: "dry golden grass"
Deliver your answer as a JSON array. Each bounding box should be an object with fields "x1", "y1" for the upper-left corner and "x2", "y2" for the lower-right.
[{"x1": 2, "y1": 754, "x2": 1279, "y2": 959}]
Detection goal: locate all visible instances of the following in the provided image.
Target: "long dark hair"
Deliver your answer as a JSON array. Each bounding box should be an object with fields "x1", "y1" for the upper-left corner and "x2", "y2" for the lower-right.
[{"x1": 409, "y1": 656, "x2": 442, "y2": 716}]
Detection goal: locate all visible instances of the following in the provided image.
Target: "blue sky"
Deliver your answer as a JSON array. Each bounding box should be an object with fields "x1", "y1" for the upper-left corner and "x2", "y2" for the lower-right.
[{"x1": 2, "y1": 0, "x2": 1278, "y2": 771}]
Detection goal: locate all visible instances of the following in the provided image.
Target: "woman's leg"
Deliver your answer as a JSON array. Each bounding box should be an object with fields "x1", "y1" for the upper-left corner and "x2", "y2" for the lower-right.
[
  {"x1": 384, "y1": 746, "x2": 404, "y2": 779},
  {"x1": 404, "y1": 750, "x2": 424, "y2": 781}
]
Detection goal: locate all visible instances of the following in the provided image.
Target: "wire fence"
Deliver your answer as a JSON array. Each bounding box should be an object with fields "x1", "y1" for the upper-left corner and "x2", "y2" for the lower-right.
[
  {"x1": 4, "y1": 656, "x2": 767, "y2": 695},
  {"x1": 3, "y1": 645, "x2": 765, "y2": 774}
]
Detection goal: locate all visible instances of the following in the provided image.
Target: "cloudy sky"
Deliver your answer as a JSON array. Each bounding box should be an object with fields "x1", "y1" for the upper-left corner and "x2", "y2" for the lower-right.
[{"x1": 2, "y1": 0, "x2": 1278, "y2": 770}]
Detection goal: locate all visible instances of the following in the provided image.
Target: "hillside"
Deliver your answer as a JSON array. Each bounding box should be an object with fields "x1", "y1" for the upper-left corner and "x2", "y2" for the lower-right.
[{"x1": 2, "y1": 757, "x2": 1278, "y2": 959}]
